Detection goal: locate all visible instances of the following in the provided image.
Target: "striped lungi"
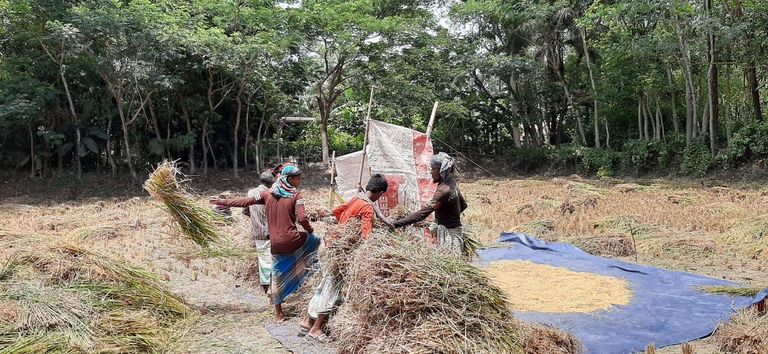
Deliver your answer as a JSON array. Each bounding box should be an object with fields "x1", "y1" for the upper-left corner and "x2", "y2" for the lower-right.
[
  {"x1": 271, "y1": 234, "x2": 321, "y2": 305},
  {"x1": 255, "y1": 240, "x2": 272, "y2": 286}
]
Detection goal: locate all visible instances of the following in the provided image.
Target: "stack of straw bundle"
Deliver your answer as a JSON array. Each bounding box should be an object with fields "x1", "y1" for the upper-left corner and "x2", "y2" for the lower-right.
[
  {"x1": 144, "y1": 161, "x2": 222, "y2": 247},
  {"x1": 324, "y1": 229, "x2": 510, "y2": 353}
]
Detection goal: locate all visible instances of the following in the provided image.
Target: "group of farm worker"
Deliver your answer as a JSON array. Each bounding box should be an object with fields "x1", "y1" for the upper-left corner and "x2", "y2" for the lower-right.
[{"x1": 210, "y1": 152, "x2": 467, "y2": 343}]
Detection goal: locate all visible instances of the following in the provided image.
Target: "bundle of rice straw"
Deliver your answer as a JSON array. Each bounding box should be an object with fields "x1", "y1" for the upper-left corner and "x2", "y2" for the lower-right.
[
  {"x1": 0, "y1": 231, "x2": 194, "y2": 353},
  {"x1": 328, "y1": 229, "x2": 522, "y2": 353},
  {"x1": 321, "y1": 222, "x2": 363, "y2": 278},
  {"x1": 144, "y1": 161, "x2": 223, "y2": 247}
]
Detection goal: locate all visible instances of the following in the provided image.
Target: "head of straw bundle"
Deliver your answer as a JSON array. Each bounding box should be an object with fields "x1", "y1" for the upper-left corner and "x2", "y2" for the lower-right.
[{"x1": 144, "y1": 161, "x2": 223, "y2": 247}]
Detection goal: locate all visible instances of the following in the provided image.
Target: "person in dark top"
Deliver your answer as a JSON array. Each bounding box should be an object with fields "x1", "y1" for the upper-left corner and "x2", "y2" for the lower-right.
[
  {"x1": 211, "y1": 164, "x2": 320, "y2": 321},
  {"x1": 393, "y1": 152, "x2": 467, "y2": 255}
]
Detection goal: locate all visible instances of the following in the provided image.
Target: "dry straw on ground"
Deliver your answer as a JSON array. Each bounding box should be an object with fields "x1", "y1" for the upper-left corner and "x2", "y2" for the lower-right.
[
  {"x1": 484, "y1": 260, "x2": 633, "y2": 313},
  {"x1": 144, "y1": 161, "x2": 223, "y2": 247},
  {"x1": 0, "y1": 231, "x2": 194, "y2": 353},
  {"x1": 723, "y1": 215, "x2": 768, "y2": 260},
  {"x1": 571, "y1": 234, "x2": 635, "y2": 257},
  {"x1": 714, "y1": 308, "x2": 768, "y2": 354},
  {"x1": 322, "y1": 228, "x2": 581, "y2": 353}
]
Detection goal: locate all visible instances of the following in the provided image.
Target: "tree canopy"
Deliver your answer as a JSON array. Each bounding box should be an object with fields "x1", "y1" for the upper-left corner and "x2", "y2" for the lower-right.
[{"x1": 1, "y1": 0, "x2": 767, "y2": 179}]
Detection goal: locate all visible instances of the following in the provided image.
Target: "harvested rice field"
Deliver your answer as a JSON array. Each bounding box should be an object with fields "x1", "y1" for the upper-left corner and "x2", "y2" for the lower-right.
[
  {"x1": 1, "y1": 171, "x2": 767, "y2": 353},
  {"x1": 484, "y1": 260, "x2": 633, "y2": 313}
]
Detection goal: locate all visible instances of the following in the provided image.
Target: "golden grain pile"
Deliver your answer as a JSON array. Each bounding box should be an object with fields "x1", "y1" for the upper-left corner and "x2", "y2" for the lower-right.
[
  {"x1": 144, "y1": 161, "x2": 223, "y2": 247},
  {"x1": 0, "y1": 231, "x2": 194, "y2": 353},
  {"x1": 484, "y1": 260, "x2": 633, "y2": 313},
  {"x1": 321, "y1": 228, "x2": 582, "y2": 354}
]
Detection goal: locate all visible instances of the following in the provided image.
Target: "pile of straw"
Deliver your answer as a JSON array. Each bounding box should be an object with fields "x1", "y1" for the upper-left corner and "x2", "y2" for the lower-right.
[
  {"x1": 714, "y1": 308, "x2": 768, "y2": 353},
  {"x1": 324, "y1": 228, "x2": 581, "y2": 353},
  {"x1": 144, "y1": 161, "x2": 223, "y2": 247},
  {"x1": 0, "y1": 231, "x2": 194, "y2": 353}
]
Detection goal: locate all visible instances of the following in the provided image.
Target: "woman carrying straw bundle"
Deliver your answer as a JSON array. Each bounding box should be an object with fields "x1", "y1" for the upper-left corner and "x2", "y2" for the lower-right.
[
  {"x1": 393, "y1": 152, "x2": 467, "y2": 256},
  {"x1": 300, "y1": 173, "x2": 392, "y2": 342},
  {"x1": 211, "y1": 165, "x2": 320, "y2": 321}
]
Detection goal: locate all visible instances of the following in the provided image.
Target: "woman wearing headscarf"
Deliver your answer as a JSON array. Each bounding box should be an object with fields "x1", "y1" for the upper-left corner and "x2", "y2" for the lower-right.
[
  {"x1": 211, "y1": 164, "x2": 320, "y2": 321},
  {"x1": 392, "y1": 152, "x2": 468, "y2": 255}
]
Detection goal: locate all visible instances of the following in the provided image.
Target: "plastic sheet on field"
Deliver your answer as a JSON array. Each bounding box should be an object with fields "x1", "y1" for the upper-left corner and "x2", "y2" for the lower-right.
[{"x1": 478, "y1": 233, "x2": 768, "y2": 354}]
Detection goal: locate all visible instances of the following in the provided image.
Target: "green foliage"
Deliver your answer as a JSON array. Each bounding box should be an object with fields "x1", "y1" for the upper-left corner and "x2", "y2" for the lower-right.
[
  {"x1": 621, "y1": 139, "x2": 675, "y2": 173},
  {"x1": 719, "y1": 122, "x2": 768, "y2": 168},
  {"x1": 682, "y1": 137, "x2": 713, "y2": 177}
]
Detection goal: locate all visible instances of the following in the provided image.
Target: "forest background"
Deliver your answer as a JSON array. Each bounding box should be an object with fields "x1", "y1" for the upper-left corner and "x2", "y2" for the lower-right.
[{"x1": 1, "y1": 0, "x2": 767, "y2": 180}]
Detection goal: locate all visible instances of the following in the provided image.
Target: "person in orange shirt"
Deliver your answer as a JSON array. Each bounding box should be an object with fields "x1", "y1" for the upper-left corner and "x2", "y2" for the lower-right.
[{"x1": 300, "y1": 173, "x2": 393, "y2": 342}]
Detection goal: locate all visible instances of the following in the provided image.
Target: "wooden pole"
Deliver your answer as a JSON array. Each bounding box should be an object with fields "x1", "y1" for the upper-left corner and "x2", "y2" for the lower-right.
[
  {"x1": 357, "y1": 85, "x2": 375, "y2": 189},
  {"x1": 426, "y1": 101, "x2": 439, "y2": 137},
  {"x1": 329, "y1": 151, "x2": 336, "y2": 209}
]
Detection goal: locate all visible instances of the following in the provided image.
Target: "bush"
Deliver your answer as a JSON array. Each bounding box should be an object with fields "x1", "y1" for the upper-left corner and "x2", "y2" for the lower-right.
[
  {"x1": 620, "y1": 139, "x2": 674, "y2": 174},
  {"x1": 682, "y1": 137, "x2": 713, "y2": 177},
  {"x1": 578, "y1": 148, "x2": 619, "y2": 177},
  {"x1": 718, "y1": 122, "x2": 768, "y2": 168},
  {"x1": 510, "y1": 148, "x2": 549, "y2": 172},
  {"x1": 546, "y1": 145, "x2": 618, "y2": 177}
]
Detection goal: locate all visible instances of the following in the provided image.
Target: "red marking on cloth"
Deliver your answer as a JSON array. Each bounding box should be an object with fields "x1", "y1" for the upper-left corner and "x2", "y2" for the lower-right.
[{"x1": 377, "y1": 175, "x2": 405, "y2": 216}]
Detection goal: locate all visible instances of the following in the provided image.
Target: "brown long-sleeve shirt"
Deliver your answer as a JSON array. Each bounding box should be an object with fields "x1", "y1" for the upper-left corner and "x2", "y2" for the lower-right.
[
  {"x1": 394, "y1": 183, "x2": 467, "y2": 229},
  {"x1": 214, "y1": 190, "x2": 313, "y2": 254}
]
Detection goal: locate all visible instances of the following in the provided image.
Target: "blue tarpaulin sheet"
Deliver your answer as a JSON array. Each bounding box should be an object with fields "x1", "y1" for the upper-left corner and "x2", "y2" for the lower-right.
[{"x1": 477, "y1": 233, "x2": 768, "y2": 354}]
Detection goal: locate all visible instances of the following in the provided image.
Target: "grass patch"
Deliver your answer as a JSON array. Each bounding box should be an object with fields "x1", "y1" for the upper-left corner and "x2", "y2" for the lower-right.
[
  {"x1": 592, "y1": 215, "x2": 649, "y2": 236},
  {"x1": 514, "y1": 220, "x2": 555, "y2": 236},
  {"x1": 699, "y1": 286, "x2": 763, "y2": 297}
]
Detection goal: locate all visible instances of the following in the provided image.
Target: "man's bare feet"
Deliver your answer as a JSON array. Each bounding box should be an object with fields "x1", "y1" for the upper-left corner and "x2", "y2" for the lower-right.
[{"x1": 301, "y1": 316, "x2": 314, "y2": 330}]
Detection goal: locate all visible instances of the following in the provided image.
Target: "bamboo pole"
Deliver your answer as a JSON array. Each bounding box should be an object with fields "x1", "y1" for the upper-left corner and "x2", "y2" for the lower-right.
[
  {"x1": 329, "y1": 151, "x2": 336, "y2": 209},
  {"x1": 426, "y1": 101, "x2": 439, "y2": 137},
  {"x1": 357, "y1": 85, "x2": 376, "y2": 189}
]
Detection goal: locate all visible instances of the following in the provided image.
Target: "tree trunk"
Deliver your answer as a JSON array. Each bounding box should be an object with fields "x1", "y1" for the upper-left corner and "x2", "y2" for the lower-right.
[
  {"x1": 244, "y1": 97, "x2": 250, "y2": 171},
  {"x1": 701, "y1": 102, "x2": 709, "y2": 139},
  {"x1": 650, "y1": 96, "x2": 658, "y2": 139},
  {"x1": 643, "y1": 95, "x2": 651, "y2": 140},
  {"x1": 178, "y1": 95, "x2": 195, "y2": 173},
  {"x1": 638, "y1": 94, "x2": 643, "y2": 139},
  {"x1": 581, "y1": 28, "x2": 600, "y2": 148},
  {"x1": 655, "y1": 96, "x2": 663, "y2": 140},
  {"x1": 202, "y1": 123, "x2": 208, "y2": 174},
  {"x1": 28, "y1": 124, "x2": 35, "y2": 178},
  {"x1": 233, "y1": 84, "x2": 244, "y2": 177},
  {"x1": 115, "y1": 91, "x2": 137, "y2": 180},
  {"x1": 666, "y1": 65, "x2": 680, "y2": 134},
  {"x1": 746, "y1": 64, "x2": 762, "y2": 122},
  {"x1": 147, "y1": 96, "x2": 166, "y2": 160},
  {"x1": 732, "y1": 0, "x2": 763, "y2": 122},
  {"x1": 255, "y1": 107, "x2": 266, "y2": 172},
  {"x1": 106, "y1": 112, "x2": 116, "y2": 177},
  {"x1": 59, "y1": 70, "x2": 81, "y2": 179},
  {"x1": 676, "y1": 19, "x2": 696, "y2": 146},
  {"x1": 725, "y1": 64, "x2": 734, "y2": 145},
  {"x1": 558, "y1": 76, "x2": 587, "y2": 145},
  {"x1": 706, "y1": 0, "x2": 719, "y2": 154},
  {"x1": 207, "y1": 132, "x2": 218, "y2": 169},
  {"x1": 604, "y1": 119, "x2": 610, "y2": 149},
  {"x1": 319, "y1": 101, "x2": 331, "y2": 165},
  {"x1": 512, "y1": 126, "x2": 523, "y2": 148}
]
